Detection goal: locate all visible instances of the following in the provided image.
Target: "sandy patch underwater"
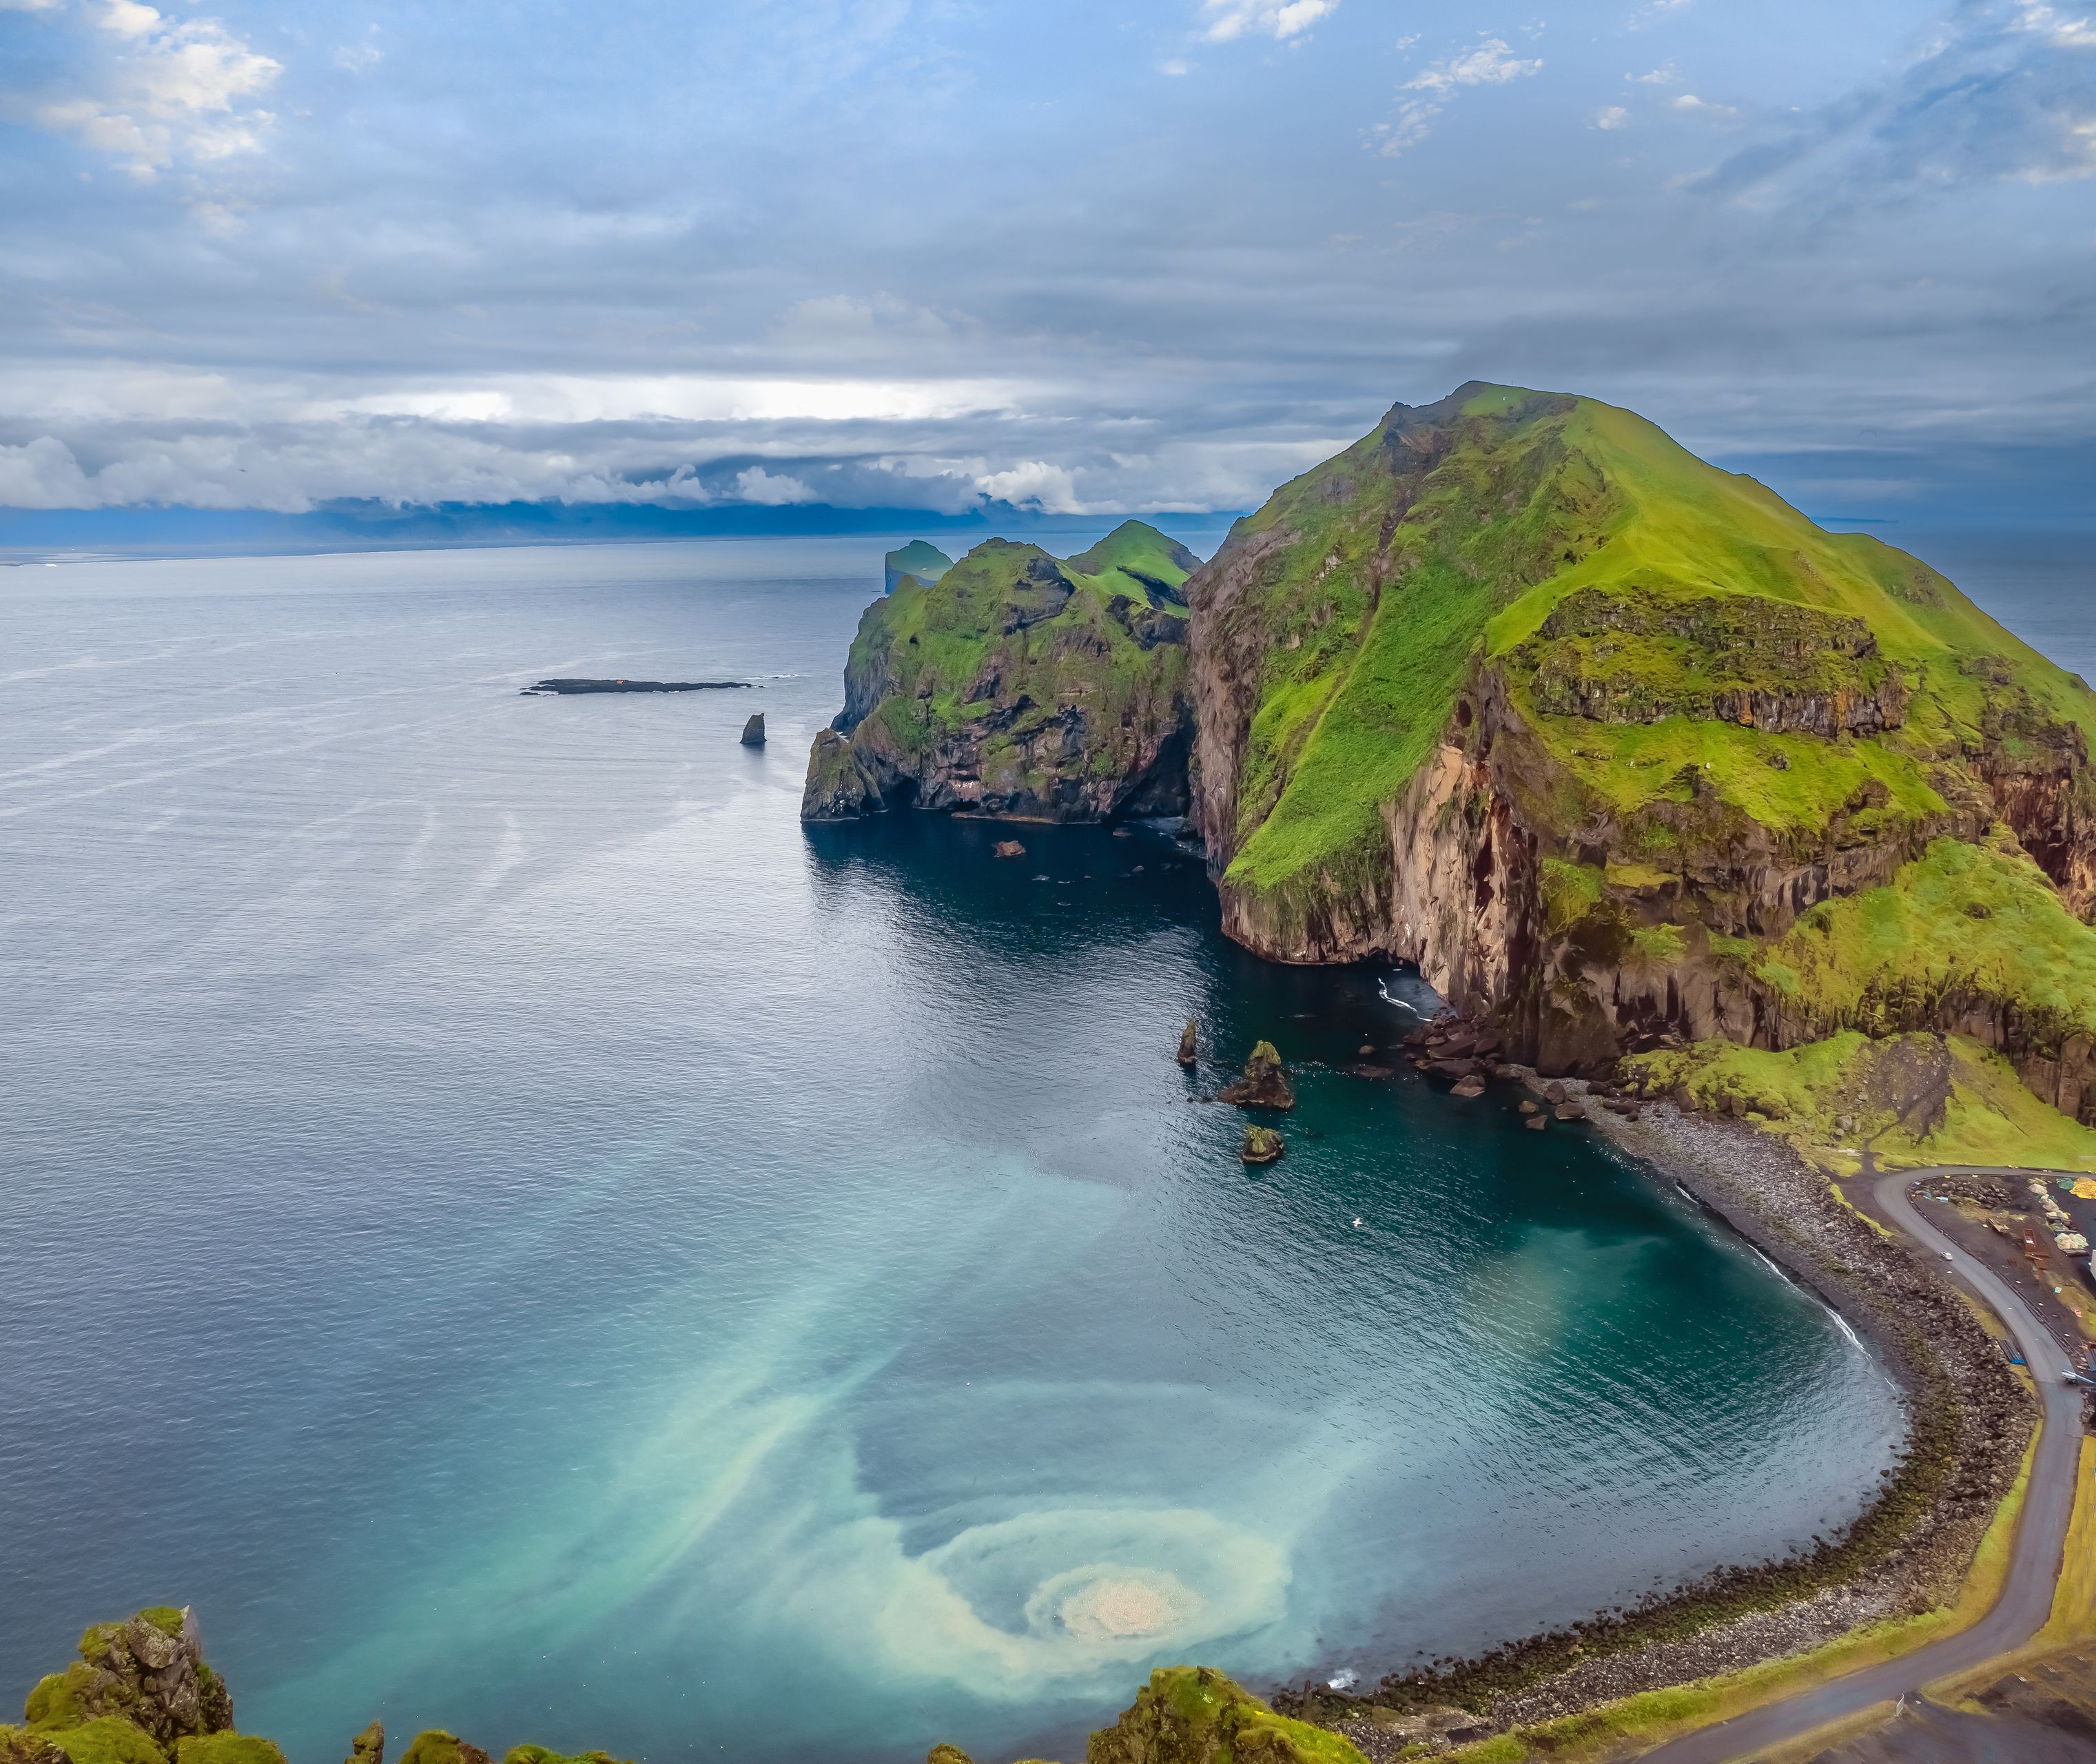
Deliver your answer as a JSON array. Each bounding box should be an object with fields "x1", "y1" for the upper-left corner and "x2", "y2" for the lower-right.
[{"x1": 0, "y1": 541, "x2": 1901, "y2": 1764}]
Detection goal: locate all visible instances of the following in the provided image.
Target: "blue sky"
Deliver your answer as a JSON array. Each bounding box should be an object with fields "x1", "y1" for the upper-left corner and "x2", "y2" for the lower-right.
[{"x1": 2, "y1": 0, "x2": 2093, "y2": 524}]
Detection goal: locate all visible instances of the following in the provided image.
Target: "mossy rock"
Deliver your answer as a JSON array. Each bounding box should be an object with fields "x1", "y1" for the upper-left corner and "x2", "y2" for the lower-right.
[
  {"x1": 504, "y1": 1747, "x2": 633, "y2": 1764},
  {"x1": 1, "y1": 1730, "x2": 75, "y2": 1764},
  {"x1": 1085, "y1": 1667, "x2": 1368, "y2": 1764},
  {"x1": 174, "y1": 1738, "x2": 285, "y2": 1764},
  {"x1": 1240, "y1": 1125, "x2": 1285, "y2": 1165},
  {"x1": 1218, "y1": 1041, "x2": 1295, "y2": 1111},
  {"x1": 17, "y1": 1720, "x2": 165, "y2": 1764}
]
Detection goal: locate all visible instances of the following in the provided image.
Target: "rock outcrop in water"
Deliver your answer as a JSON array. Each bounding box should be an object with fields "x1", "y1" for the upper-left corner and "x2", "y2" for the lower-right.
[
  {"x1": 801, "y1": 523, "x2": 1199, "y2": 823},
  {"x1": 1184, "y1": 381, "x2": 2096, "y2": 1119},
  {"x1": 1240, "y1": 1123, "x2": 1285, "y2": 1163},
  {"x1": 1218, "y1": 1040, "x2": 1294, "y2": 1110},
  {"x1": 740, "y1": 712, "x2": 766, "y2": 747}
]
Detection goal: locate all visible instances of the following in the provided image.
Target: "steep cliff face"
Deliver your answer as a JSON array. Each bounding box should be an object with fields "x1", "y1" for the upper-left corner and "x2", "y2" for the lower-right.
[
  {"x1": 1186, "y1": 382, "x2": 2096, "y2": 1110},
  {"x1": 802, "y1": 522, "x2": 1199, "y2": 823}
]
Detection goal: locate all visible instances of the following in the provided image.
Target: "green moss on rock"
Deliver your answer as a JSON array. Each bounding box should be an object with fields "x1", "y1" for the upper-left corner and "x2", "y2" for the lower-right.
[
  {"x1": 174, "y1": 1736, "x2": 285, "y2": 1764},
  {"x1": 15, "y1": 1719, "x2": 165, "y2": 1764},
  {"x1": 803, "y1": 524, "x2": 1199, "y2": 823},
  {"x1": 1085, "y1": 1667, "x2": 1369, "y2": 1764}
]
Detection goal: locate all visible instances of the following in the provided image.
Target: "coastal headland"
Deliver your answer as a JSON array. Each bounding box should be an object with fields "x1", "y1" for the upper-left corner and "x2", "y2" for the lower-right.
[{"x1": 799, "y1": 382, "x2": 2096, "y2": 1758}]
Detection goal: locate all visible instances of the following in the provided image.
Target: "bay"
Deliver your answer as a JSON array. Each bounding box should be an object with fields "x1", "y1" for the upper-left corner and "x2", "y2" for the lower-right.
[{"x1": 0, "y1": 536, "x2": 1922, "y2": 1764}]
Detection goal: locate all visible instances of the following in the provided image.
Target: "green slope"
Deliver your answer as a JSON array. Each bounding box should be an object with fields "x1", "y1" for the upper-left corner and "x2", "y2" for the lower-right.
[{"x1": 1209, "y1": 382, "x2": 2096, "y2": 901}]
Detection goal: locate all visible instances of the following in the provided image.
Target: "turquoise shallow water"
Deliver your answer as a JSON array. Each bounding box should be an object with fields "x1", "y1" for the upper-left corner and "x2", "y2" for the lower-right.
[{"x1": 0, "y1": 540, "x2": 1910, "y2": 1764}]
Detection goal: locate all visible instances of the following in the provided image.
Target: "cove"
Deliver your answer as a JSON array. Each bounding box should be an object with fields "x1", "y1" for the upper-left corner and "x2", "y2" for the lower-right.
[{"x1": 0, "y1": 544, "x2": 1903, "y2": 1764}]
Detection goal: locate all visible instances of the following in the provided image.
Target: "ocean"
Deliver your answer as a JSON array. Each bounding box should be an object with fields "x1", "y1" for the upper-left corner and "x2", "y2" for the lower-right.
[{"x1": 10, "y1": 526, "x2": 2064, "y2": 1763}]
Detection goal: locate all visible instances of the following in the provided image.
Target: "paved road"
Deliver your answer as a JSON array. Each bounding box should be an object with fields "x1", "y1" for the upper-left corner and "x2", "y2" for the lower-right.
[{"x1": 1634, "y1": 1166, "x2": 2086, "y2": 1763}]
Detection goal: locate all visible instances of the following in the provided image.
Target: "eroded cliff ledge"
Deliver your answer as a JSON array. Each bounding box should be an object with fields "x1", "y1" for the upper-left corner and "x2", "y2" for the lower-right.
[{"x1": 1185, "y1": 382, "x2": 2096, "y2": 1117}]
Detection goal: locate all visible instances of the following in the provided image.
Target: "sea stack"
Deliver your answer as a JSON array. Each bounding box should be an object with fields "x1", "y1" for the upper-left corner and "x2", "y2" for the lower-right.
[
  {"x1": 740, "y1": 712, "x2": 766, "y2": 747},
  {"x1": 348, "y1": 1723, "x2": 385, "y2": 1764},
  {"x1": 1240, "y1": 1125, "x2": 1284, "y2": 1165},
  {"x1": 1177, "y1": 1019, "x2": 1198, "y2": 1067},
  {"x1": 1217, "y1": 1041, "x2": 1294, "y2": 1111}
]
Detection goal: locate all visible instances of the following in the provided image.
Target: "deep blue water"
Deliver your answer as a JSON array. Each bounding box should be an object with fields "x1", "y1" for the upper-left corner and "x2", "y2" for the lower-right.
[{"x1": 0, "y1": 534, "x2": 1963, "y2": 1764}]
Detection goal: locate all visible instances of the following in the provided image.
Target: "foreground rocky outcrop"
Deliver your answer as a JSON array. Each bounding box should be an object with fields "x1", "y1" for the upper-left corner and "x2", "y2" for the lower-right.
[
  {"x1": 1184, "y1": 381, "x2": 2096, "y2": 1118},
  {"x1": 3, "y1": 1612, "x2": 627, "y2": 1764},
  {"x1": 802, "y1": 522, "x2": 1200, "y2": 823}
]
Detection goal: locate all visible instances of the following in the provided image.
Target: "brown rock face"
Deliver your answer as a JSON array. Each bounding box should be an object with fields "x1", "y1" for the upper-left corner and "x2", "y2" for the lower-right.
[
  {"x1": 1177, "y1": 1019, "x2": 1199, "y2": 1067},
  {"x1": 1217, "y1": 1041, "x2": 1295, "y2": 1110},
  {"x1": 348, "y1": 1723, "x2": 385, "y2": 1764}
]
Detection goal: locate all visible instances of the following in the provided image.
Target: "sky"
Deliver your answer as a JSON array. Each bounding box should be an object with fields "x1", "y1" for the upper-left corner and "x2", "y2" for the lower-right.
[{"x1": 1, "y1": 0, "x2": 2093, "y2": 527}]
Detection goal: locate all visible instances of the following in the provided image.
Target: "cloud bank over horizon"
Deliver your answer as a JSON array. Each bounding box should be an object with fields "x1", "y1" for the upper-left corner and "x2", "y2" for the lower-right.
[{"x1": 1, "y1": 0, "x2": 2093, "y2": 526}]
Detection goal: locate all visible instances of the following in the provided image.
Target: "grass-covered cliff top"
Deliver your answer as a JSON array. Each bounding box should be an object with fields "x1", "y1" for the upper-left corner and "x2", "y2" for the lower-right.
[
  {"x1": 1208, "y1": 382, "x2": 2096, "y2": 898},
  {"x1": 843, "y1": 521, "x2": 1193, "y2": 741}
]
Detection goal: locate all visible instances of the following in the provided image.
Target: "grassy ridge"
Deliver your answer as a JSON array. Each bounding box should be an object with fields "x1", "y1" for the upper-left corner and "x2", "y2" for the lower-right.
[{"x1": 1213, "y1": 382, "x2": 2096, "y2": 903}]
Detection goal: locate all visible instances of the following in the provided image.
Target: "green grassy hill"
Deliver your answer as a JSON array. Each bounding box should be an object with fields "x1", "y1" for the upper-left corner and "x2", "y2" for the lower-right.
[
  {"x1": 1187, "y1": 382, "x2": 2096, "y2": 1123},
  {"x1": 803, "y1": 521, "x2": 1198, "y2": 822}
]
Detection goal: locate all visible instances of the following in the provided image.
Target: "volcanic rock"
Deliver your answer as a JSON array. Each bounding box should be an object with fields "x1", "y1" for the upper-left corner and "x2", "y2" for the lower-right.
[{"x1": 1217, "y1": 1041, "x2": 1295, "y2": 1110}]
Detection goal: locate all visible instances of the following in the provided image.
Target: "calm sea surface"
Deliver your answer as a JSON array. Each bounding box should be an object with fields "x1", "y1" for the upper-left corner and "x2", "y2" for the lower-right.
[{"x1": 10, "y1": 528, "x2": 2071, "y2": 1764}]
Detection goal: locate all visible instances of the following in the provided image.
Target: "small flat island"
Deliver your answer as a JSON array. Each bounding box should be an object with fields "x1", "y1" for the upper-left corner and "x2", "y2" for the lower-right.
[{"x1": 521, "y1": 677, "x2": 751, "y2": 695}]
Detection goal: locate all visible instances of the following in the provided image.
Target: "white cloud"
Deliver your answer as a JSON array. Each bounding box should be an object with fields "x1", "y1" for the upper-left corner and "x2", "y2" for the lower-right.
[
  {"x1": 734, "y1": 465, "x2": 815, "y2": 504},
  {"x1": 1369, "y1": 37, "x2": 1543, "y2": 156},
  {"x1": 1159, "y1": 57, "x2": 1191, "y2": 76},
  {"x1": 974, "y1": 460, "x2": 1081, "y2": 513},
  {"x1": 1200, "y1": 0, "x2": 1337, "y2": 45},
  {"x1": 1671, "y1": 92, "x2": 1738, "y2": 119},
  {"x1": 0, "y1": 0, "x2": 65, "y2": 10},
  {"x1": 1404, "y1": 39, "x2": 1543, "y2": 96},
  {"x1": 0, "y1": 438, "x2": 96, "y2": 508},
  {"x1": 333, "y1": 40, "x2": 384, "y2": 73},
  {"x1": 2015, "y1": 3, "x2": 2096, "y2": 48},
  {"x1": 25, "y1": 0, "x2": 280, "y2": 177},
  {"x1": 1628, "y1": 63, "x2": 1678, "y2": 84},
  {"x1": 1595, "y1": 105, "x2": 1630, "y2": 130}
]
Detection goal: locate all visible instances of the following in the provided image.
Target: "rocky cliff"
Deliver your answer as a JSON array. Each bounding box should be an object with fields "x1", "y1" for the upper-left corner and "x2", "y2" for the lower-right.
[
  {"x1": 803, "y1": 521, "x2": 1200, "y2": 822},
  {"x1": 1186, "y1": 382, "x2": 2096, "y2": 1114}
]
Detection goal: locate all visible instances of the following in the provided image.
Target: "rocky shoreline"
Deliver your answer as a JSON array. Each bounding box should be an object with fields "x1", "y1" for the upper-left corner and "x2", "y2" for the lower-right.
[{"x1": 1276, "y1": 1078, "x2": 2037, "y2": 1760}]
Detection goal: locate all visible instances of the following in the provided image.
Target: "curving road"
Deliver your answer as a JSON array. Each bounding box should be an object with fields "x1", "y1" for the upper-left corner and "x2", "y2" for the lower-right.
[{"x1": 1634, "y1": 1166, "x2": 2086, "y2": 1763}]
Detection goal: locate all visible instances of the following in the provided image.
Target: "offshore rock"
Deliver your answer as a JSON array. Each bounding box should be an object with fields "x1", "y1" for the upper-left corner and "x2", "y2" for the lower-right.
[
  {"x1": 739, "y1": 713, "x2": 765, "y2": 747},
  {"x1": 347, "y1": 1725, "x2": 384, "y2": 1764},
  {"x1": 1178, "y1": 1018, "x2": 1199, "y2": 1067},
  {"x1": 1217, "y1": 1040, "x2": 1295, "y2": 1110},
  {"x1": 802, "y1": 524, "x2": 1199, "y2": 824},
  {"x1": 1241, "y1": 1124, "x2": 1285, "y2": 1164},
  {"x1": 992, "y1": 839, "x2": 1027, "y2": 859}
]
